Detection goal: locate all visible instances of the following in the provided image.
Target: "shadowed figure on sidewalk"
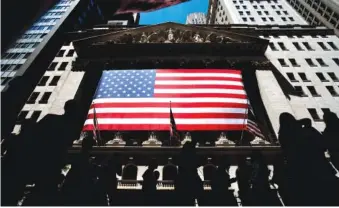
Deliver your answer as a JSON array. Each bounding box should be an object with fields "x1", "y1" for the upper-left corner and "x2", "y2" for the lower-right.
[
  {"x1": 323, "y1": 111, "x2": 339, "y2": 170},
  {"x1": 278, "y1": 112, "x2": 339, "y2": 206},
  {"x1": 175, "y1": 141, "x2": 204, "y2": 206},
  {"x1": 142, "y1": 158, "x2": 159, "y2": 205}
]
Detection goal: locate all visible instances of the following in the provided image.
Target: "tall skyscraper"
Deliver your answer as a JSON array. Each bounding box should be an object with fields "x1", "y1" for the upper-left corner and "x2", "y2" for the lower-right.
[
  {"x1": 186, "y1": 12, "x2": 207, "y2": 24},
  {"x1": 285, "y1": 0, "x2": 339, "y2": 37},
  {"x1": 207, "y1": 0, "x2": 339, "y2": 135}
]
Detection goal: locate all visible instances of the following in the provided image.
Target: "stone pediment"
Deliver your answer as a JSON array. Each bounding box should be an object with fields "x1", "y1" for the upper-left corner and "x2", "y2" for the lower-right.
[{"x1": 74, "y1": 22, "x2": 264, "y2": 46}]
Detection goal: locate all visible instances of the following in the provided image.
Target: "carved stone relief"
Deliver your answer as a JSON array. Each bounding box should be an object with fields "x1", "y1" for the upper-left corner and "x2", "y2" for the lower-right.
[{"x1": 95, "y1": 27, "x2": 243, "y2": 45}]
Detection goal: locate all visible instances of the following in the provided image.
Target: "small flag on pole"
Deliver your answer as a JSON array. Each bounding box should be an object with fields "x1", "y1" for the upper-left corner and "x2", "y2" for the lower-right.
[
  {"x1": 93, "y1": 106, "x2": 102, "y2": 146},
  {"x1": 247, "y1": 106, "x2": 264, "y2": 139},
  {"x1": 170, "y1": 101, "x2": 180, "y2": 144}
]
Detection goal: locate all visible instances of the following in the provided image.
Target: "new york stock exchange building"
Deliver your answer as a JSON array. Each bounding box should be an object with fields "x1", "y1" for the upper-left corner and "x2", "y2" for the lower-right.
[{"x1": 7, "y1": 20, "x2": 339, "y2": 206}]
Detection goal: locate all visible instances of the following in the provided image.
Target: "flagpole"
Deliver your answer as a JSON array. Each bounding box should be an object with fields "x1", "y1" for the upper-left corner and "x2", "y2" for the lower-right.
[
  {"x1": 169, "y1": 101, "x2": 171, "y2": 146},
  {"x1": 240, "y1": 99, "x2": 249, "y2": 145}
]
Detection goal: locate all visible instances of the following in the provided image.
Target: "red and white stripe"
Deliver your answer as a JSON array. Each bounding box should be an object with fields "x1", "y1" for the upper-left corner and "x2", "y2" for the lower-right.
[{"x1": 83, "y1": 69, "x2": 249, "y2": 131}]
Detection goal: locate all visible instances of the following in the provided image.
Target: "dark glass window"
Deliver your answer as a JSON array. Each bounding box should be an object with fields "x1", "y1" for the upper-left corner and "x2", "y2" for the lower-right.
[
  {"x1": 307, "y1": 86, "x2": 320, "y2": 97},
  {"x1": 49, "y1": 76, "x2": 61, "y2": 86},
  {"x1": 326, "y1": 86, "x2": 339, "y2": 96},
  {"x1": 66, "y1": 49, "x2": 75, "y2": 57},
  {"x1": 27, "y1": 92, "x2": 40, "y2": 104},
  {"x1": 278, "y1": 42, "x2": 288, "y2": 51},
  {"x1": 48, "y1": 62, "x2": 58, "y2": 71},
  {"x1": 328, "y1": 42, "x2": 338, "y2": 50},
  {"x1": 294, "y1": 86, "x2": 307, "y2": 96},
  {"x1": 298, "y1": 73, "x2": 310, "y2": 82},
  {"x1": 318, "y1": 42, "x2": 329, "y2": 50},
  {"x1": 38, "y1": 76, "x2": 49, "y2": 86},
  {"x1": 302, "y1": 42, "x2": 314, "y2": 50},
  {"x1": 30, "y1": 111, "x2": 42, "y2": 122},
  {"x1": 16, "y1": 111, "x2": 29, "y2": 123},
  {"x1": 328, "y1": 72, "x2": 339, "y2": 82},
  {"x1": 316, "y1": 73, "x2": 329, "y2": 82},
  {"x1": 39, "y1": 92, "x2": 52, "y2": 104},
  {"x1": 269, "y1": 42, "x2": 278, "y2": 51},
  {"x1": 287, "y1": 72, "x2": 298, "y2": 82},
  {"x1": 56, "y1": 50, "x2": 65, "y2": 57},
  {"x1": 305, "y1": 58, "x2": 317, "y2": 67},
  {"x1": 293, "y1": 42, "x2": 303, "y2": 50},
  {"x1": 316, "y1": 58, "x2": 328, "y2": 66},
  {"x1": 58, "y1": 62, "x2": 68, "y2": 71},
  {"x1": 333, "y1": 58, "x2": 339, "y2": 66},
  {"x1": 308, "y1": 108, "x2": 321, "y2": 121},
  {"x1": 289, "y1": 59, "x2": 300, "y2": 67},
  {"x1": 278, "y1": 59, "x2": 289, "y2": 67}
]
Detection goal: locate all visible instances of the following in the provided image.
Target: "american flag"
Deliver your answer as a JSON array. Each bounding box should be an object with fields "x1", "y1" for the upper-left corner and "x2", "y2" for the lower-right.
[
  {"x1": 83, "y1": 69, "x2": 249, "y2": 131},
  {"x1": 92, "y1": 106, "x2": 102, "y2": 145},
  {"x1": 247, "y1": 106, "x2": 265, "y2": 138}
]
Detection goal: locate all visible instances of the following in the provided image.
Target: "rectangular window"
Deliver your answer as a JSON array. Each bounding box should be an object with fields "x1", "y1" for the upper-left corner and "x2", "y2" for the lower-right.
[
  {"x1": 287, "y1": 72, "x2": 298, "y2": 82},
  {"x1": 1, "y1": 77, "x2": 11, "y2": 85},
  {"x1": 39, "y1": 92, "x2": 52, "y2": 104},
  {"x1": 308, "y1": 108, "x2": 321, "y2": 121},
  {"x1": 17, "y1": 111, "x2": 29, "y2": 123},
  {"x1": 66, "y1": 49, "x2": 75, "y2": 57},
  {"x1": 262, "y1": 17, "x2": 267, "y2": 22},
  {"x1": 48, "y1": 62, "x2": 58, "y2": 71},
  {"x1": 242, "y1": 17, "x2": 247, "y2": 22},
  {"x1": 250, "y1": 17, "x2": 255, "y2": 22},
  {"x1": 326, "y1": 86, "x2": 339, "y2": 96},
  {"x1": 269, "y1": 17, "x2": 274, "y2": 21},
  {"x1": 333, "y1": 58, "x2": 339, "y2": 66},
  {"x1": 269, "y1": 42, "x2": 278, "y2": 51},
  {"x1": 49, "y1": 76, "x2": 61, "y2": 86},
  {"x1": 328, "y1": 72, "x2": 339, "y2": 82},
  {"x1": 58, "y1": 62, "x2": 68, "y2": 71},
  {"x1": 318, "y1": 42, "x2": 329, "y2": 50},
  {"x1": 264, "y1": 11, "x2": 269, "y2": 15},
  {"x1": 278, "y1": 42, "x2": 288, "y2": 51},
  {"x1": 316, "y1": 58, "x2": 328, "y2": 66},
  {"x1": 302, "y1": 42, "x2": 314, "y2": 50},
  {"x1": 294, "y1": 86, "x2": 307, "y2": 96},
  {"x1": 246, "y1": 11, "x2": 250, "y2": 15},
  {"x1": 305, "y1": 58, "x2": 317, "y2": 67},
  {"x1": 30, "y1": 111, "x2": 42, "y2": 122},
  {"x1": 289, "y1": 17, "x2": 295, "y2": 21},
  {"x1": 37, "y1": 76, "x2": 49, "y2": 86},
  {"x1": 293, "y1": 42, "x2": 303, "y2": 51},
  {"x1": 257, "y1": 11, "x2": 262, "y2": 15},
  {"x1": 307, "y1": 86, "x2": 321, "y2": 97},
  {"x1": 316, "y1": 72, "x2": 329, "y2": 82},
  {"x1": 298, "y1": 73, "x2": 310, "y2": 82},
  {"x1": 289, "y1": 59, "x2": 300, "y2": 67},
  {"x1": 328, "y1": 42, "x2": 339, "y2": 50},
  {"x1": 56, "y1": 50, "x2": 65, "y2": 57},
  {"x1": 276, "y1": 11, "x2": 281, "y2": 15},
  {"x1": 281, "y1": 17, "x2": 287, "y2": 21},
  {"x1": 321, "y1": 108, "x2": 331, "y2": 114},
  {"x1": 27, "y1": 92, "x2": 40, "y2": 104},
  {"x1": 278, "y1": 59, "x2": 289, "y2": 67}
]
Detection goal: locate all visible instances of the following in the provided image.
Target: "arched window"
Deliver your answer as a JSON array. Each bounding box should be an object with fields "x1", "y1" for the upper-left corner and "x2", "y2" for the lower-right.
[
  {"x1": 203, "y1": 164, "x2": 217, "y2": 181},
  {"x1": 122, "y1": 164, "x2": 138, "y2": 180},
  {"x1": 162, "y1": 164, "x2": 178, "y2": 180}
]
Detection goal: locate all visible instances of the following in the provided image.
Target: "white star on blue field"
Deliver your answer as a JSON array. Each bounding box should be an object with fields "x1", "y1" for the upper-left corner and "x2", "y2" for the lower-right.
[{"x1": 95, "y1": 70, "x2": 156, "y2": 99}]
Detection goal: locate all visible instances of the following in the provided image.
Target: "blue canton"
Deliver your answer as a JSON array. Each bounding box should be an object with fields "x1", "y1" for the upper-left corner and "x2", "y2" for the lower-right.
[{"x1": 95, "y1": 70, "x2": 156, "y2": 99}]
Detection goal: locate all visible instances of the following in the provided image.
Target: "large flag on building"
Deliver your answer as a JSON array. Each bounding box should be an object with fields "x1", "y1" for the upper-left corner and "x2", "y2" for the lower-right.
[
  {"x1": 115, "y1": 0, "x2": 190, "y2": 15},
  {"x1": 83, "y1": 69, "x2": 249, "y2": 131}
]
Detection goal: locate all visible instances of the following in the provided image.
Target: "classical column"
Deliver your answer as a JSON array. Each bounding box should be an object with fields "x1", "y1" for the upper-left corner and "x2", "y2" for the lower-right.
[{"x1": 256, "y1": 70, "x2": 295, "y2": 137}]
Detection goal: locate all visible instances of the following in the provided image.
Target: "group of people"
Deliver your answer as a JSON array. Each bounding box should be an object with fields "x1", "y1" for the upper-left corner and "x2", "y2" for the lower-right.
[
  {"x1": 274, "y1": 111, "x2": 339, "y2": 206},
  {"x1": 1, "y1": 104, "x2": 339, "y2": 206}
]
